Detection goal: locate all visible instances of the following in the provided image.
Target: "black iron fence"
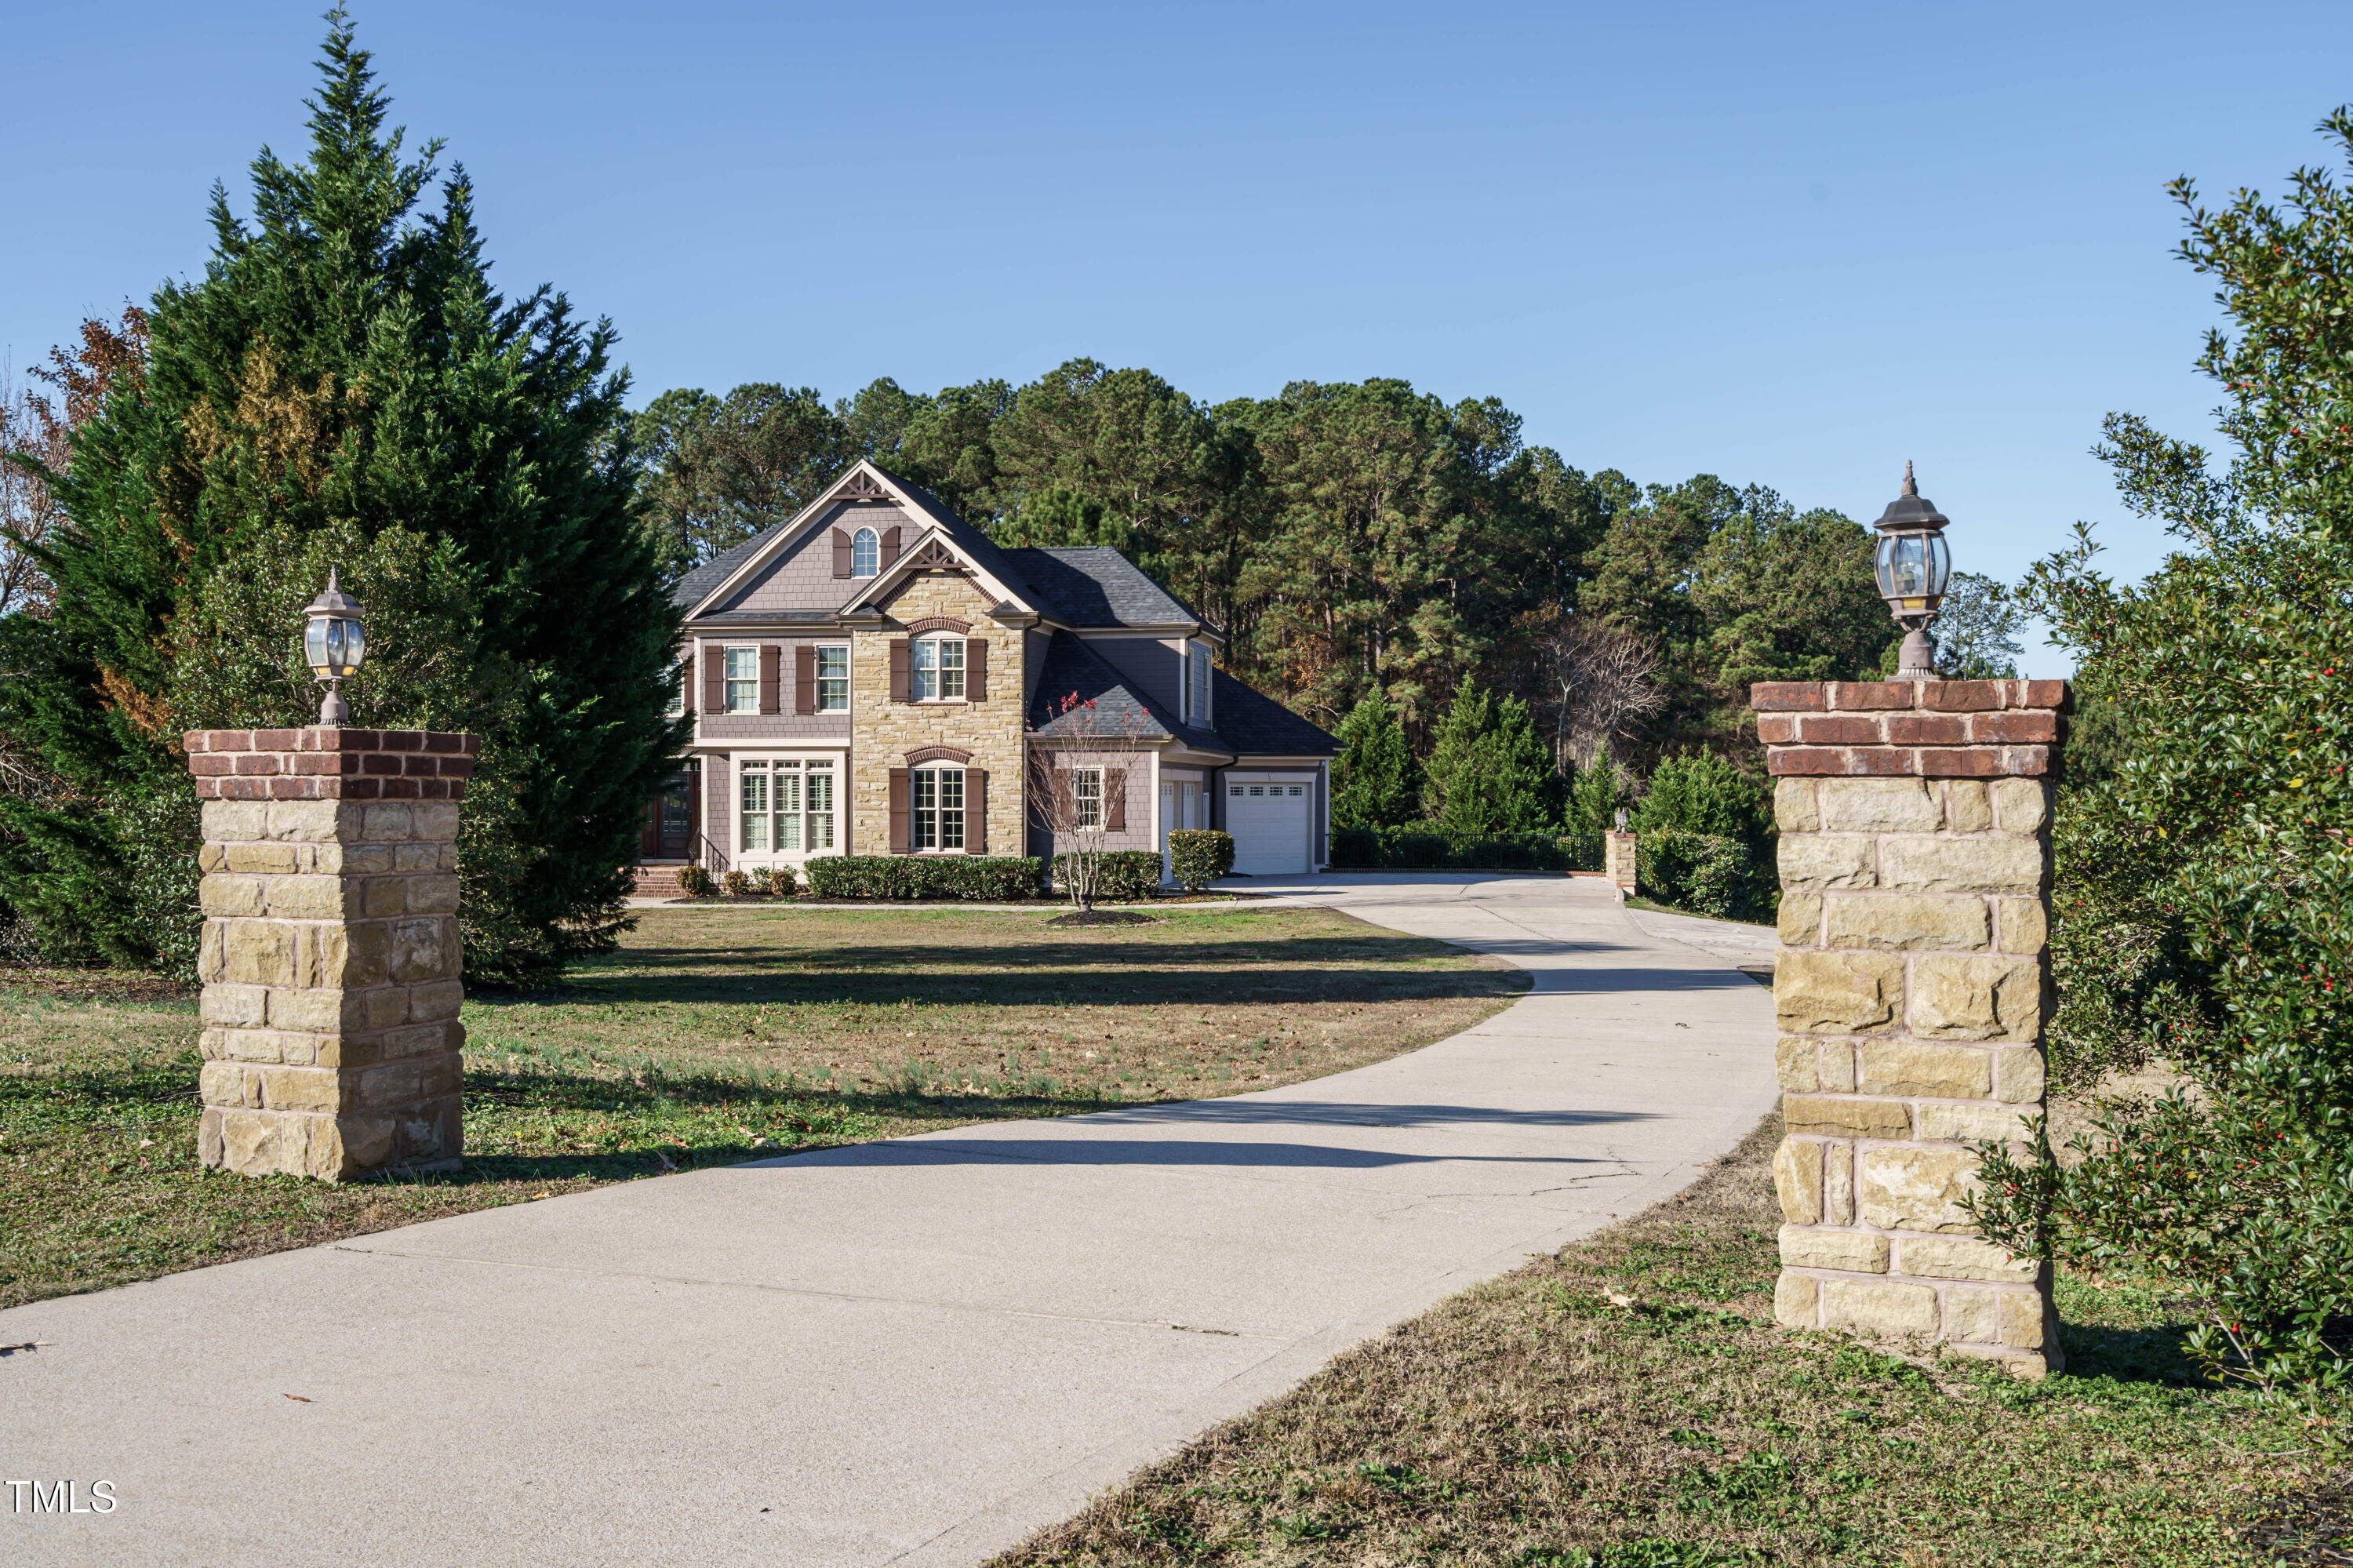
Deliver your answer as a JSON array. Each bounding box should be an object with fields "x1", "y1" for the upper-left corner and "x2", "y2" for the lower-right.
[{"x1": 1329, "y1": 828, "x2": 1606, "y2": 874}]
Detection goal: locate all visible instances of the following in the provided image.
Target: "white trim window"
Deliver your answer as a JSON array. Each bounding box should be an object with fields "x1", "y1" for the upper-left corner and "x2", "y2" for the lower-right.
[
  {"x1": 1073, "y1": 766, "x2": 1104, "y2": 831},
  {"x1": 1189, "y1": 644, "x2": 1212, "y2": 723},
  {"x1": 724, "y1": 647, "x2": 758, "y2": 713},
  {"x1": 815, "y1": 646, "x2": 849, "y2": 711},
  {"x1": 912, "y1": 766, "x2": 966, "y2": 850},
  {"x1": 851, "y1": 527, "x2": 880, "y2": 577},
  {"x1": 911, "y1": 634, "x2": 966, "y2": 701},
  {"x1": 738, "y1": 758, "x2": 838, "y2": 855}
]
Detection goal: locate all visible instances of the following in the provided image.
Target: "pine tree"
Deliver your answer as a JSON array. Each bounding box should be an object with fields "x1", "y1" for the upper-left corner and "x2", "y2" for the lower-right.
[
  {"x1": 1421, "y1": 679, "x2": 1558, "y2": 832},
  {"x1": 0, "y1": 15, "x2": 682, "y2": 980},
  {"x1": 1329, "y1": 690, "x2": 1420, "y2": 828},
  {"x1": 1632, "y1": 752, "x2": 1769, "y2": 846}
]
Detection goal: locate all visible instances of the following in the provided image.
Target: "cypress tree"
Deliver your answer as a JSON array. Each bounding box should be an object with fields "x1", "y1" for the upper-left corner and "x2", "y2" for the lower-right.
[
  {"x1": 1329, "y1": 690, "x2": 1419, "y2": 828},
  {"x1": 1421, "y1": 678, "x2": 1493, "y2": 828},
  {"x1": 1632, "y1": 752, "x2": 1770, "y2": 846},
  {"x1": 0, "y1": 15, "x2": 682, "y2": 981},
  {"x1": 1423, "y1": 679, "x2": 1558, "y2": 833}
]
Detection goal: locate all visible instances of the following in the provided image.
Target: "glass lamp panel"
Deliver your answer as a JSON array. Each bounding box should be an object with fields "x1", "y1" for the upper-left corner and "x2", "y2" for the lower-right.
[
  {"x1": 1924, "y1": 533, "x2": 1951, "y2": 598},
  {"x1": 305, "y1": 617, "x2": 329, "y2": 672}
]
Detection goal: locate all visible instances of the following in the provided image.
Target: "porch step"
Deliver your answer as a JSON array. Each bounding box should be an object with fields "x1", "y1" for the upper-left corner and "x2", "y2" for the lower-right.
[{"x1": 631, "y1": 864, "x2": 688, "y2": 898}]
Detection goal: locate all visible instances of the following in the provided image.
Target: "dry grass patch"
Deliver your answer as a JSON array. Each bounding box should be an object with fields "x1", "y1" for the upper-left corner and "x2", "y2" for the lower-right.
[
  {"x1": 1, "y1": 905, "x2": 1519, "y2": 1310},
  {"x1": 996, "y1": 1116, "x2": 2329, "y2": 1568}
]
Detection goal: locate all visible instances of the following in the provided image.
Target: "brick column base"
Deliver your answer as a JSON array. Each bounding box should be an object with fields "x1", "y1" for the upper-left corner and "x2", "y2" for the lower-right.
[
  {"x1": 184, "y1": 727, "x2": 478, "y2": 1181},
  {"x1": 1753, "y1": 678, "x2": 2065, "y2": 1377}
]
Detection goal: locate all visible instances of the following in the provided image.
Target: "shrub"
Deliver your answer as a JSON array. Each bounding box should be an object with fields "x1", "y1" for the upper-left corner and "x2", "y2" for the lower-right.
[
  {"x1": 1637, "y1": 830, "x2": 1768, "y2": 920},
  {"x1": 1329, "y1": 827, "x2": 1596, "y2": 873},
  {"x1": 721, "y1": 870, "x2": 753, "y2": 897},
  {"x1": 675, "y1": 864, "x2": 715, "y2": 897},
  {"x1": 756, "y1": 863, "x2": 797, "y2": 897},
  {"x1": 801, "y1": 855, "x2": 1042, "y2": 900},
  {"x1": 1167, "y1": 830, "x2": 1234, "y2": 891},
  {"x1": 1056, "y1": 849, "x2": 1162, "y2": 902}
]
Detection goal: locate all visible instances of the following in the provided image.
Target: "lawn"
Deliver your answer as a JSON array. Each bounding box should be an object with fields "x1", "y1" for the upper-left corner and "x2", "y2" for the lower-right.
[
  {"x1": 994, "y1": 1115, "x2": 2342, "y2": 1568},
  {"x1": 0, "y1": 904, "x2": 1522, "y2": 1312}
]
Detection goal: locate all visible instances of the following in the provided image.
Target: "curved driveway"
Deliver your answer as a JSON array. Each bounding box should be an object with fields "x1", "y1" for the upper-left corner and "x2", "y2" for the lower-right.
[{"x1": 2, "y1": 873, "x2": 1773, "y2": 1568}]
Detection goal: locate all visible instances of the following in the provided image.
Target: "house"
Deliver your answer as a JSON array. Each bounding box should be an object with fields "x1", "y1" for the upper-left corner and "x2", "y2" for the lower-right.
[{"x1": 634, "y1": 461, "x2": 1337, "y2": 893}]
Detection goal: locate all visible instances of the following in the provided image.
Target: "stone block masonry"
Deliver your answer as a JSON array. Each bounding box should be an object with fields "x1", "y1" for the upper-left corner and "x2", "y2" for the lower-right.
[
  {"x1": 184, "y1": 727, "x2": 478, "y2": 1181},
  {"x1": 1754, "y1": 678, "x2": 2064, "y2": 1377}
]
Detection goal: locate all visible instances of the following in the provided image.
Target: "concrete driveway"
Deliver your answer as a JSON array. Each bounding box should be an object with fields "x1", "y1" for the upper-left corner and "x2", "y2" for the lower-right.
[{"x1": 2, "y1": 872, "x2": 1773, "y2": 1567}]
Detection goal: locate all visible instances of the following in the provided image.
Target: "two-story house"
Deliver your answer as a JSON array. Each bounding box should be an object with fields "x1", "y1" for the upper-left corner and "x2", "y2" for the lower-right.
[{"x1": 635, "y1": 460, "x2": 1336, "y2": 893}]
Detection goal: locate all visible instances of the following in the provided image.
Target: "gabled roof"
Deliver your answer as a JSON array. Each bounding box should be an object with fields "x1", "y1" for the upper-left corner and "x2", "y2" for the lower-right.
[
  {"x1": 671, "y1": 461, "x2": 1223, "y2": 633},
  {"x1": 1024, "y1": 631, "x2": 1338, "y2": 759}
]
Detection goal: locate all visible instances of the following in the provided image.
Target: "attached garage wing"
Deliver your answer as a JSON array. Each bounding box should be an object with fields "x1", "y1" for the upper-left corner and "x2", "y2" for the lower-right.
[{"x1": 1224, "y1": 779, "x2": 1311, "y2": 875}]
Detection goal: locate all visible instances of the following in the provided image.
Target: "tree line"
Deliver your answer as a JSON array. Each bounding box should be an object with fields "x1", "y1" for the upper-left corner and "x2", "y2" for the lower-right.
[{"x1": 633, "y1": 372, "x2": 2023, "y2": 771}]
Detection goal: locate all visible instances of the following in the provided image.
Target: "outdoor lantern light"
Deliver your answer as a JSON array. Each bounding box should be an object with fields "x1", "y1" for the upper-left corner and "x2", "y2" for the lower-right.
[
  {"x1": 1873, "y1": 461, "x2": 1952, "y2": 680},
  {"x1": 303, "y1": 568, "x2": 366, "y2": 724}
]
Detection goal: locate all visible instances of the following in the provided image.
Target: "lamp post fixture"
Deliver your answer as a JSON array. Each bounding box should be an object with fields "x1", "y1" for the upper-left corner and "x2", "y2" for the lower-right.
[
  {"x1": 303, "y1": 569, "x2": 367, "y2": 724},
  {"x1": 1873, "y1": 461, "x2": 1952, "y2": 681}
]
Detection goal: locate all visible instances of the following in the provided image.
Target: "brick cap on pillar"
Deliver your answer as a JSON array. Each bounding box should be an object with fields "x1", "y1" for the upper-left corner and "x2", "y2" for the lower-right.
[
  {"x1": 1750, "y1": 680, "x2": 2069, "y2": 779},
  {"x1": 182, "y1": 727, "x2": 482, "y2": 800}
]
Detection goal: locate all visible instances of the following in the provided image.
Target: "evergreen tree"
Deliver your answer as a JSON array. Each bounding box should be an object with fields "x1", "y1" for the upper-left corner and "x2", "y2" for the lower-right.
[
  {"x1": 1329, "y1": 690, "x2": 1420, "y2": 828},
  {"x1": 1562, "y1": 754, "x2": 1631, "y2": 836},
  {"x1": 0, "y1": 15, "x2": 682, "y2": 981},
  {"x1": 1632, "y1": 752, "x2": 1770, "y2": 846},
  {"x1": 1421, "y1": 678, "x2": 1558, "y2": 832}
]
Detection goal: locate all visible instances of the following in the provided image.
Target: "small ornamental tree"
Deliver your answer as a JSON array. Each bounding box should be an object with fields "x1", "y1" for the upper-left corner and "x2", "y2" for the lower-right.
[
  {"x1": 1028, "y1": 692, "x2": 1153, "y2": 911},
  {"x1": 1330, "y1": 689, "x2": 1419, "y2": 828},
  {"x1": 1969, "y1": 111, "x2": 2353, "y2": 1415}
]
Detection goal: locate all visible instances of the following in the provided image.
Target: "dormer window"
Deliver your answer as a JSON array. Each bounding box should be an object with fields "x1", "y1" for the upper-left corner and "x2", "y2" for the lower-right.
[{"x1": 851, "y1": 527, "x2": 880, "y2": 577}]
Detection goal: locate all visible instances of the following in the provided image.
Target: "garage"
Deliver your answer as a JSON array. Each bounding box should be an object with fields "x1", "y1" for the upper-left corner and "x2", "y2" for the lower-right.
[{"x1": 1224, "y1": 777, "x2": 1312, "y2": 875}]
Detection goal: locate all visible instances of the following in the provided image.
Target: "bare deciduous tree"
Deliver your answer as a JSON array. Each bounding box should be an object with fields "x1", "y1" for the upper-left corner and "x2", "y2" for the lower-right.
[
  {"x1": 1, "y1": 307, "x2": 149, "y2": 620},
  {"x1": 1027, "y1": 692, "x2": 1152, "y2": 913},
  {"x1": 1528, "y1": 614, "x2": 1667, "y2": 769}
]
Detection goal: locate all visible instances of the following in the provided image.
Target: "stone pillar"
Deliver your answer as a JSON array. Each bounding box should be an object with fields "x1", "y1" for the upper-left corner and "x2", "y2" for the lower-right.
[
  {"x1": 1752, "y1": 678, "x2": 2064, "y2": 1377},
  {"x1": 1603, "y1": 830, "x2": 1638, "y2": 890},
  {"x1": 183, "y1": 726, "x2": 479, "y2": 1181}
]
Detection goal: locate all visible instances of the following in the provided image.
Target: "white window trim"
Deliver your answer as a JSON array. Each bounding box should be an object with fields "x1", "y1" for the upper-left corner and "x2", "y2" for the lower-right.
[
  {"x1": 911, "y1": 763, "x2": 968, "y2": 852},
  {"x1": 851, "y1": 527, "x2": 880, "y2": 577},
  {"x1": 732, "y1": 753, "x2": 842, "y2": 861},
  {"x1": 911, "y1": 632, "x2": 967, "y2": 704},
  {"x1": 723, "y1": 646, "x2": 759, "y2": 715},
  {"x1": 1072, "y1": 765, "x2": 1105, "y2": 832},
  {"x1": 815, "y1": 644, "x2": 850, "y2": 712}
]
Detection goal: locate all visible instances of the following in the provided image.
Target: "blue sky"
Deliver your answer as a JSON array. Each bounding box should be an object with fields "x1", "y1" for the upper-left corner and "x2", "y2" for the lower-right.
[{"x1": 13, "y1": 2, "x2": 2353, "y2": 674}]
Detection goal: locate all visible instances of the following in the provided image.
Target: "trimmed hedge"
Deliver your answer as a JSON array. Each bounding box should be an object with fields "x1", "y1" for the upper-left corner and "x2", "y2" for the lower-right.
[
  {"x1": 1053, "y1": 849, "x2": 1164, "y2": 901},
  {"x1": 802, "y1": 855, "x2": 1043, "y2": 900},
  {"x1": 1167, "y1": 829, "x2": 1234, "y2": 891},
  {"x1": 675, "y1": 864, "x2": 715, "y2": 897},
  {"x1": 1330, "y1": 827, "x2": 1602, "y2": 873}
]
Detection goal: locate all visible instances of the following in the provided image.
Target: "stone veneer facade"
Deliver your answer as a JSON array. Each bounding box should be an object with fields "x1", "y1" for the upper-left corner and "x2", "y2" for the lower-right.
[
  {"x1": 1753, "y1": 677, "x2": 2065, "y2": 1377},
  {"x1": 184, "y1": 726, "x2": 478, "y2": 1181},
  {"x1": 848, "y1": 569, "x2": 1027, "y2": 856}
]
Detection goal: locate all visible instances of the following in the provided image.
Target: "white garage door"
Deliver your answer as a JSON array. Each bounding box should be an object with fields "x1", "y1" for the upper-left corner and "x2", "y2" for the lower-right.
[{"x1": 1225, "y1": 780, "x2": 1311, "y2": 875}]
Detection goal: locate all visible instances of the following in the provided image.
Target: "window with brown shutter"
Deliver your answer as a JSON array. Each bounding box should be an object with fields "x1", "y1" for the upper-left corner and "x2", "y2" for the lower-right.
[
  {"x1": 966, "y1": 638, "x2": 987, "y2": 702},
  {"x1": 795, "y1": 646, "x2": 816, "y2": 714},
  {"x1": 889, "y1": 768, "x2": 911, "y2": 853},
  {"x1": 888, "y1": 639, "x2": 910, "y2": 702},
  {"x1": 881, "y1": 525, "x2": 903, "y2": 568},
  {"x1": 831, "y1": 528, "x2": 851, "y2": 578},
  {"x1": 1105, "y1": 767, "x2": 1127, "y2": 831},
  {"x1": 967, "y1": 768, "x2": 986, "y2": 853},
  {"x1": 758, "y1": 646, "x2": 781, "y2": 714},
  {"x1": 702, "y1": 646, "x2": 725, "y2": 715}
]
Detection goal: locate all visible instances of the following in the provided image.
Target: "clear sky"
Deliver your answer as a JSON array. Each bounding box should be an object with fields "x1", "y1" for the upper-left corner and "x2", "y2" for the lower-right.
[{"x1": 13, "y1": 2, "x2": 2353, "y2": 673}]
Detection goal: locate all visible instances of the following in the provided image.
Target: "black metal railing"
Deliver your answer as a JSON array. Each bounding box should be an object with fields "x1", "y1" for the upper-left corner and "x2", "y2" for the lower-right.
[{"x1": 1328, "y1": 828, "x2": 1605, "y2": 874}]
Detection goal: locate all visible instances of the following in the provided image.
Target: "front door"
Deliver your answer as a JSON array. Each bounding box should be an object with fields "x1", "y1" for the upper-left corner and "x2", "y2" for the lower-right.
[{"x1": 644, "y1": 764, "x2": 699, "y2": 859}]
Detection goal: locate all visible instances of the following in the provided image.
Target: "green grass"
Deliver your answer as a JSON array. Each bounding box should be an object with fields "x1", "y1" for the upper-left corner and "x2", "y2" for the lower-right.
[
  {"x1": 994, "y1": 1117, "x2": 2341, "y2": 1568},
  {"x1": 0, "y1": 905, "x2": 1522, "y2": 1309}
]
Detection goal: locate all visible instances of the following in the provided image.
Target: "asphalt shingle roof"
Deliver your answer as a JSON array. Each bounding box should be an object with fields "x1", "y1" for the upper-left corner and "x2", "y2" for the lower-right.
[
  {"x1": 1001, "y1": 546, "x2": 1206, "y2": 630},
  {"x1": 1025, "y1": 631, "x2": 1337, "y2": 758}
]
